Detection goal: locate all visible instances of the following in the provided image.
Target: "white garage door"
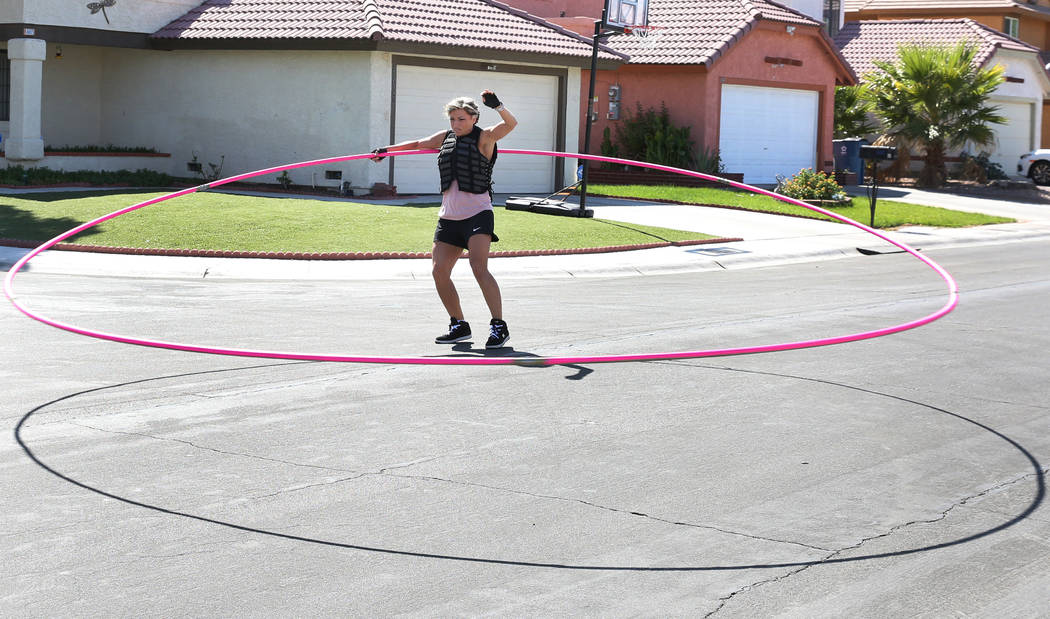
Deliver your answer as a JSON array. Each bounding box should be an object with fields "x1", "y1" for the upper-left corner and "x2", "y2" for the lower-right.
[
  {"x1": 989, "y1": 100, "x2": 1033, "y2": 173},
  {"x1": 719, "y1": 85, "x2": 818, "y2": 184},
  {"x1": 393, "y1": 65, "x2": 559, "y2": 194}
]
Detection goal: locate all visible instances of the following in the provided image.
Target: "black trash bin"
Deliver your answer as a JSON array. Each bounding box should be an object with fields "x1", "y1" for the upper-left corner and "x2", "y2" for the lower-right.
[{"x1": 833, "y1": 138, "x2": 866, "y2": 184}]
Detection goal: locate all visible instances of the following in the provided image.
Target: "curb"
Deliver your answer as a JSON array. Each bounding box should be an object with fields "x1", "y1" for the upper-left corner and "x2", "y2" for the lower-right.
[{"x1": 0, "y1": 237, "x2": 742, "y2": 261}]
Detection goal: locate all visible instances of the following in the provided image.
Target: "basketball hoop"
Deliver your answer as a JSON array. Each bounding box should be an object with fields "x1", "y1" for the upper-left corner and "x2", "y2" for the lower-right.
[{"x1": 622, "y1": 24, "x2": 665, "y2": 49}]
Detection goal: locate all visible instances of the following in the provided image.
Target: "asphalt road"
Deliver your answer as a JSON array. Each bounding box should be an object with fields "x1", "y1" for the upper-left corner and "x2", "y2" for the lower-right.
[{"x1": 3, "y1": 239, "x2": 1048, "y2": 616}]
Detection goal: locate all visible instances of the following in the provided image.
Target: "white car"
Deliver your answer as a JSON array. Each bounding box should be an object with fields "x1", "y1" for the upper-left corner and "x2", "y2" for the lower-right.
[{"x1": 1018, "y1": 150, "x2": 1050, "y2": 185}]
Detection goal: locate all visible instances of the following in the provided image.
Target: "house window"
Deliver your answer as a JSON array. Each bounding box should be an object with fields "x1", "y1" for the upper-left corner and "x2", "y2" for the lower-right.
[
  {"x1": 823, "y1": 0, "x2": 841, "y2": 37},
  {"x1": 1004, "y1": 16, "x2": 1020, "y2": 38},
  {"x1": 0, "y1": 50, "x2": 9, "y2": 122}
]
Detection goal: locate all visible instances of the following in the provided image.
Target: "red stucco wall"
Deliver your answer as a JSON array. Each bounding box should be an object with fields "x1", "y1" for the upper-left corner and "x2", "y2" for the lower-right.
[
  {"x1": 581, "y1": 22, "x2": 843, "y2": 175},
  {"x1": 581, "y1": 64, "x2": 708, "y2": 156}
]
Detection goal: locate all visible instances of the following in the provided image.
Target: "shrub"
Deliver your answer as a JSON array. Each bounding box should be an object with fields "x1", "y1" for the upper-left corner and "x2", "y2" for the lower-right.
[
  {"x1": 44, "y1": 144, "x2": 159, "y2": 153},
  {"x1": 695, "y1": 146, "x2": 725, "y2": 175},
  {"x1": 599, "y1": 127, "x2": 621, "y2": 169},
  {"x1": 959, "y1": 151, "x2": 1008, "y2": 183},
  {"x1": 779, "y1": 168, "x2": 847, "y2": 201},
  {"x1": 614, "y1": 102, "x2": 697, "y2": 170},
  {"x1": 0, "y1": 165, "x2": 174, "y2": 187}
]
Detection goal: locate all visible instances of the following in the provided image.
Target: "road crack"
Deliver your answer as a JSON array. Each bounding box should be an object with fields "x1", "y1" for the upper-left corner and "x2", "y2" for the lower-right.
[
  {"x1": 379, "y1": 471, "x2": 834, "y2": 553},
  {"x1": 705, "y1": 468, "x2": 1045, "y2": 616},
  {"x1": 68, "y1": 422, "x2": 357, "y2": 475}
]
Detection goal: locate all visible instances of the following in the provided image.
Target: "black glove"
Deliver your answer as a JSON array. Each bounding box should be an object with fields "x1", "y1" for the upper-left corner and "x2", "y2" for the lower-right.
[
  {"x1": 482, "y1": 92, "x2": 502, "y2": 109},
  {"x1": 370, "y1": 147, "x2": 387, "y2": 162}
]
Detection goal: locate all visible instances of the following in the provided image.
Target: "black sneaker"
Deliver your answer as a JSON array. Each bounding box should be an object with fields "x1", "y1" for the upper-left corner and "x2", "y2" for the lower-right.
[
  {"x1": 435, "y1": 319, "x2": 471, "y2": 344},
  {"x1": 486, "y1": 319, "x2": 510, "y2": 349}
]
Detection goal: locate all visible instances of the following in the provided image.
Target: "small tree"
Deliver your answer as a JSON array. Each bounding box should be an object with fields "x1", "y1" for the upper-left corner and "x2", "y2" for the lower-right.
[
  {"x1": 864, "y1": 42, "x2": 1006, "y2": 187},
  {"x1": 834, "y1": 85, "x2": 877, "y2": 139}
]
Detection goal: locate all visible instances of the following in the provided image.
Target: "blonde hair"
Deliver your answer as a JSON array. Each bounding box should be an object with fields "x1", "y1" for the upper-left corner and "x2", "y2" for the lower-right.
[{"x1": 444, "y1": 97, "x2": 480, "y2": 118}]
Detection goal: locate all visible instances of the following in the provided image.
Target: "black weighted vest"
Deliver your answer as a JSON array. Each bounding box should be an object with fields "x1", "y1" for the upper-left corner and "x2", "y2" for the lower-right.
[{"x1": 437, "y1": 125, "x2": 497, "y2": 194}]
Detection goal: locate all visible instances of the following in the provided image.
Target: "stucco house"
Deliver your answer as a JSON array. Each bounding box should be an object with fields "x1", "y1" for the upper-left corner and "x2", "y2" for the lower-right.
[
  {"x1": 508, "y1": 0, "x2": 858, "y2": 184},
  {"x1": 844, "y1": 0, "x2": 1050, "y2": 148},
  {"x1": 0, "y1": 0, "x2": 624, "y2": 194},
  {"x1": 834, "y1": 18, "x2": 1050, "y2": 173}
]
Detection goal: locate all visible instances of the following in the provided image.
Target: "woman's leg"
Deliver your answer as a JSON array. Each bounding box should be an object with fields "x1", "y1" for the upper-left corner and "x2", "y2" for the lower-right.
[
  {"x1": 432, "y1": 241, "x2": 465, "y2": 319},
  {"x1": 467, "y1": 234, "x2": 502, "y2": 320}
]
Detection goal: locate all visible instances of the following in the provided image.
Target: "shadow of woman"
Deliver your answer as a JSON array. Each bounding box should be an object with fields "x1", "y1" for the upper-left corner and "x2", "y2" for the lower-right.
[{"x1": 446, "y1": 342, "x2": 593, "y2": 380}]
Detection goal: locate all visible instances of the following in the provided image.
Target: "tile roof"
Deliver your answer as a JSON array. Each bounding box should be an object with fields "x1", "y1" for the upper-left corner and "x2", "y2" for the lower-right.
[
  {"x1": 844, "y1": 0, "x2": 1050, "y2": 18},
  {"x1": 152, "y1": 0, "x2": 624, "y2": 60},
  {"x1": 847, "y1": 0, "x2": 1010, "y2": 7},
  {"x1": 834, "y1": 18, "x2": 1040, "y2": 78},
  {"x1": 601, "y1": 0, "x2": 823, "y2": 66}
]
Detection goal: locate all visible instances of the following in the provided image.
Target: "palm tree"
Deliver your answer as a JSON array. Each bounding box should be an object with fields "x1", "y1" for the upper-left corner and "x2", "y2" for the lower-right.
[
  {"x1": 834, "y1": 85, "x2": 877, "y2": 139},
  {"x1": 864, "y1": 43, "x2": 1006, "y2": 187}
]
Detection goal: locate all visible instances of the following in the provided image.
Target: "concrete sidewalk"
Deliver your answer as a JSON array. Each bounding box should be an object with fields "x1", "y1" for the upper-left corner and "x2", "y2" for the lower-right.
[{"x1": 3, "y1": 187, "x2": 1049, "y2": 281}]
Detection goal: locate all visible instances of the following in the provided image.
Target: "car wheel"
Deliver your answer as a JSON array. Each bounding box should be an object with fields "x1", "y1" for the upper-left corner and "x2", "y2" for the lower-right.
[{"x1": 1030, "y1": 161, "x2": 1050, "y2": 185}]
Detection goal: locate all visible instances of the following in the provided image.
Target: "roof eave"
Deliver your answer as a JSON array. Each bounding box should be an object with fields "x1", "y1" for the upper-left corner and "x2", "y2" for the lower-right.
[
  {"x1": 700, "y1": 19, "x2": 857, "y2": 84},
  {"x1": 148, "y1": 36, "x2": 624, "y2": 68},
  {"x1": 149, "y1": 36, "x2": 380, "y2": 52},
  {"x1": 698, "y1": 15, "x2": 759, "y2": 70},
  {"x1": 848, "y1": 3, "x2": 1050, "y2": 22},
  {"x1": 374, "y1": 41, "x2": 624, "y2": 69}
]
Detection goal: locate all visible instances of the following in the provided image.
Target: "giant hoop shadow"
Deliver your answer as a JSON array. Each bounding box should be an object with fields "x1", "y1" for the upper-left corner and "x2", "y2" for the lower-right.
[{"x1": 14, "y1": 363, "x2": 1043, "y2": 572}]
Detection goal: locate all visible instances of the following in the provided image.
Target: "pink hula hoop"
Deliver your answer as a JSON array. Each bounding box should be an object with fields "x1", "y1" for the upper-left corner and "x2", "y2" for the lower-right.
[{"x1": 3, "y1": 150, "x2": 958, "y2": 366}]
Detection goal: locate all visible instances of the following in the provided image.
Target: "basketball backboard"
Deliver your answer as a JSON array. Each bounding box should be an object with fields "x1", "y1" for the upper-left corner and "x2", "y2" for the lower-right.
[{"x1": 604, "y1": 0, "x2": 648, "y2": 32}]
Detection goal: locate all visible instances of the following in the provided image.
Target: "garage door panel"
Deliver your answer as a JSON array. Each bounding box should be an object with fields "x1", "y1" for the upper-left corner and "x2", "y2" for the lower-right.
[
  {"x1": 989, "y1": 100, "x2": 1032, "y2": 173},
  {"x1": 394, "y1": 66, "x2": 558, "y2": 194},
  {"x1": 719, "y1": 85, "x2": 818, "y2": 184}
]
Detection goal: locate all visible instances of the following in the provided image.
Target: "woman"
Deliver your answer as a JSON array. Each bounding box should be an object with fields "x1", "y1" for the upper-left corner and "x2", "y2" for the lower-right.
[{"x1": 372, "y1": 90, "x2": 518, "y2": 349}]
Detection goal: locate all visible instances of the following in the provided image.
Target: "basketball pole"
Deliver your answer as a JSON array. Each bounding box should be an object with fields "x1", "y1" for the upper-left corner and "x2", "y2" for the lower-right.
[{"x1": 579, "y1": 8, "x2": 615, "y2": 217}]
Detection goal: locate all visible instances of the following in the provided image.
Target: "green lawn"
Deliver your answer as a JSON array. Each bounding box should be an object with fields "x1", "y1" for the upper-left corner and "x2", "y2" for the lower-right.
[
  {"x1": 0, "y1": 190, "x2": 712, "y2": 252},
  {"x1": 0, "y1": 183, "x2": 1013, "y2": 253},
  {"x1": 588, "y1": 184, "x2": 1014, "y2": 228}
]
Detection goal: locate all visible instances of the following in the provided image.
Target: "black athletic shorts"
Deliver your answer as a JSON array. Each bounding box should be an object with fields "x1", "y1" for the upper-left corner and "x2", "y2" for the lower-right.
[{"x1": 433, "y1": 209, "x2": 499, "y2": 249}]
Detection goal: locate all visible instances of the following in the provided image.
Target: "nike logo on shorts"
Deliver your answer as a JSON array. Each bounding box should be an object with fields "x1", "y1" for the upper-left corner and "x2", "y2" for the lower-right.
[{"x1": 473, "y1": 227, "x2": 482, "y2": 232}]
